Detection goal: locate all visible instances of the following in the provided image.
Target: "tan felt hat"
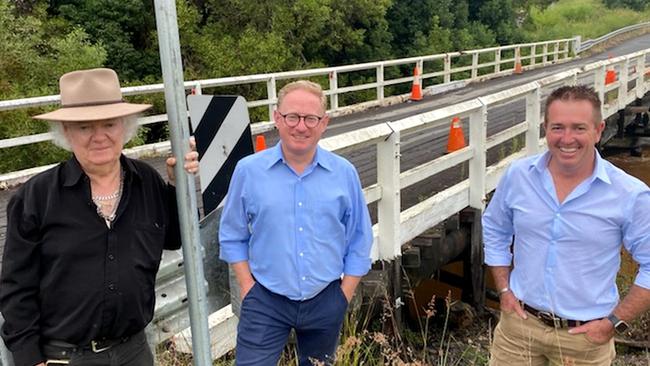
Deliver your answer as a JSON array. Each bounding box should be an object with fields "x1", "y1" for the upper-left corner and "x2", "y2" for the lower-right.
[{"x1": 33, "y1": 68, "x2": 152, "y2": 122}]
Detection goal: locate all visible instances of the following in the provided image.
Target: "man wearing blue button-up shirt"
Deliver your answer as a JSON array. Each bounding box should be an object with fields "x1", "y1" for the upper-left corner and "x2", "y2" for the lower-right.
[
  {"x1": 219, "y1": 80, "x2": 373, "y2": 366},
  {"x1": 484, "y1": 85, "x2": 650, "y2": 365}
]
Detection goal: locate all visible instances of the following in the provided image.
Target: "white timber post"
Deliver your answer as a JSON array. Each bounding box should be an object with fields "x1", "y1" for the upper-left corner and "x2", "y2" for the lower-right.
[
  {"x1": 526, "y1": 85, "x2": 541, "y2": 156},
  {"x1": 377, "y1": 64, "x2": 385, "y2": 102},
  {"x1": 595, "y1": 65, "x2": 606, "y2": 117},
  {"x1": 495, "y1": 49, "x2": 501, "y2": 73},
  {"x1": 636, "y1": 55, "x2": 646, "y2": 98},
  {"x1": 530, "y1": 45, "x2": 536, "y2": 67},
  {"x1": 620, "y1": 59, "x2": 629, "y2": 109},
  {"x1": 543, "y1": 43, "x2": 549, "y2": 65},
  {"x1": 469, "y1": 102, "x2": 487, "y2": 210},
  {"x1": 267, "y1": 76, "x2": 277, "y2": 122},
  {"x1": 554, "y1": 42, "x2": 559, "y2": 63},
  {"x1": 573, "y1": 35, "x2": 582, "y2": 56},
  {"x1": 471, "y1": 52, "x2": 479, "y2": 80},
  {"x1": 416, "y1": 58, "x2": 424, "y2": 87},
  {"x1": 329, "y1": 71, "x2": 339, "y2": 111},
  {"x1": 377, "y1": 124, "x2": 401, "y2": 260},
  {"x1": 443, "y1": 55, "x2": 451, "y2": 84}
]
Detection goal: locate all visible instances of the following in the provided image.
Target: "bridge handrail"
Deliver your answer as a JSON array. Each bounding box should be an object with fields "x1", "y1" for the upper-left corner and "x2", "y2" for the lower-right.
[
  {"x1": 0, "y1": 37, "x2": 576, "y2": 177},
  {"x1": 577, "y1": 21, "x2": 650, "y2": 53}
]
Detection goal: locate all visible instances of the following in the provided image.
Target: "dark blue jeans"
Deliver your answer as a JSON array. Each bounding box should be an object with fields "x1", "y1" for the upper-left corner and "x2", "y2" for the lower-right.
[{"x1": 236, "y1": 280, "x2": 349, "y2": 366}]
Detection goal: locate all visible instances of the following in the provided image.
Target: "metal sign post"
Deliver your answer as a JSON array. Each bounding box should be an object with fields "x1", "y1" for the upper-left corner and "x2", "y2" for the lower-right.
[{"x1": 153, "y1": 1, "x2": 212, "y2": 365}]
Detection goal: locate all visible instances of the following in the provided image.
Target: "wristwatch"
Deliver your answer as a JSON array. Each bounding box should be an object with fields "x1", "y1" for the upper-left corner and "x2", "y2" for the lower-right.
[{"x1": 606, "y1": 313, "x2": 629, "y2": 334}]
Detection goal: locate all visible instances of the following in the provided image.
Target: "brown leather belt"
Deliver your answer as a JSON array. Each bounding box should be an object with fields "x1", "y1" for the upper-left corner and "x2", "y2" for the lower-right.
[{"x1": 523, "y1": 303, "x2": 596, "y2": 328}]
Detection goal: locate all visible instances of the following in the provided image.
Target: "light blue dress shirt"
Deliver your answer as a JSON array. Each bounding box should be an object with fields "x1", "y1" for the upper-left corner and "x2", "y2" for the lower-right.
[
  {"x1": 219, "y1": 143, "x2": 373, "y2": 301},
  {"x1": 483, "y1": 149, "x2": 650, "y2": 320}
]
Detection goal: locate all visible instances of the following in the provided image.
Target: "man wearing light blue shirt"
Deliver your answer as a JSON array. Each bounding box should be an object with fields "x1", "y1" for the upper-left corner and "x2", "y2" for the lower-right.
[
  {"x1": 483, "y1": 85, "x2": 650, "y2": 365},
  {"x1": 219, "y1": 80, "x2": 373, "y2": 366}
]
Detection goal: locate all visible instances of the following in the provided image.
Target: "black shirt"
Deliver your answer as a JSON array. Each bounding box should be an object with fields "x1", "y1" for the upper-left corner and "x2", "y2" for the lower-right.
[{"x1": 0, "y1": 155, "x2": 181, "y2": 366}]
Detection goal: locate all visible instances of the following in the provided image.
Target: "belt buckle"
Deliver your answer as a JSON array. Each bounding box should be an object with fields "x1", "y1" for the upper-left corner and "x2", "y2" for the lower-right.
[
  {"x1": 537, "y1": 311, "x2": 561, "y2": 328},
  {"x1": 45, "y1": 360, "x2": 70, "y2": 365},
  {"x1": 91, "y1": 340, "x2": 111, "y2": 353}
]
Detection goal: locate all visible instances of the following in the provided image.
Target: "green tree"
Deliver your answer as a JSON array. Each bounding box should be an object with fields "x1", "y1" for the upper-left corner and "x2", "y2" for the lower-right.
[
  {"x1": 0, "y1": 0, "x2": 106, "y2": 172},
  {"x1": 472, "y1": 0, "x2": 521, "y2": 44},
  {"x1": 54, "y1": 0, "x2": 159, "y2": 81},
  {"x1": 387, "y1": 0, "x2": 441, "y2": 56}
]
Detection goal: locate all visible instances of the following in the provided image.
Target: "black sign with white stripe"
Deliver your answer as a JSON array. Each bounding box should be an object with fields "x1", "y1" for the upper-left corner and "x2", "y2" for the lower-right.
[{"x1": 187, "y1": 95, "x2": 254, "y2": 215}]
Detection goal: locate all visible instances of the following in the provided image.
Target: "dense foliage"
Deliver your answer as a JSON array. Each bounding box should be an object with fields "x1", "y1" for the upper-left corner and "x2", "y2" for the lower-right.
[{"x1": 0, "y1": 0, "x2": 648, "y2": 173}]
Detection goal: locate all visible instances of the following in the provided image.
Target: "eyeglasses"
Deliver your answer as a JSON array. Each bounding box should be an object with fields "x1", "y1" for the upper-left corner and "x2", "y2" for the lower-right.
[{"x1": 278, "y1": 112, "x2": 324, "y2": 128}]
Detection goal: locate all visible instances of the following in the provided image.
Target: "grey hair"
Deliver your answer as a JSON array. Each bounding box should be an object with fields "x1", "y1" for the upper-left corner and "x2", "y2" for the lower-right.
[{"x1": 48, "y1": 115, "x2": 140, "y2": 151}]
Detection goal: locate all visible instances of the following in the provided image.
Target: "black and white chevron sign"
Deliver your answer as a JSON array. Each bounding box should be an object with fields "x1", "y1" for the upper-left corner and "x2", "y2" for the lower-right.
[{"x1": 187, "y1": 95, "x2": 254, "y2": 215}]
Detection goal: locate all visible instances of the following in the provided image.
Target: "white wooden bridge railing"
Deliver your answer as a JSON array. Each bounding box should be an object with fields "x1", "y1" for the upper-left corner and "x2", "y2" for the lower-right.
[
  {"x1": 172, "y1": 48, "x2": 650, "y2": 358},
  {"x1": 0, "y1": 37, "x2": 576, "y2": 185}
]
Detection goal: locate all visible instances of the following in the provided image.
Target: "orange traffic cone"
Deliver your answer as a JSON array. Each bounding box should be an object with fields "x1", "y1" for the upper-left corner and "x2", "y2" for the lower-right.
[
  {"x1": 514, "y1": 48, "x2": 523, "y2": 74},
  {"x1": 255, "y1": 135, "x2": 267, "y2": 152},
  {"x1": 446, "y1": 117, "x2": 466, "y2": 153},
  {"x1": 410, "y1": 66, "x2": 423, "y2": 101},
  {"x1": 605, "y1": 70, "x2": 617, "y2": 85}
]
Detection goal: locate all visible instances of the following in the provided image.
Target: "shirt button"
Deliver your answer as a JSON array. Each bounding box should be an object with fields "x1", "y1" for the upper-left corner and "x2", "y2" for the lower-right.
[
  {"x1": 299, "y1": 227, "x2": 303, "y2": 232},
  {"x1": 302, "y1": 276, "x2": 306, "y2": 281},
  {"x1": 298, "y1": 202, "x2": 303, "y2": 207},
  {"x1": 299, "y1": 252, "x2": 304, "y2": 257},
  {"x1": 108, "y1": 254, "x2": 115, "y2": 260},
  {"x1": 108, "y1": 284, "x2": 115, "y2": 290}
]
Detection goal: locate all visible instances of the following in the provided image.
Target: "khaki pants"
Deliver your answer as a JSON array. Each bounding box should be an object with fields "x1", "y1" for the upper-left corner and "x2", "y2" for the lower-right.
[{"x1": 490, "y1": 310, "x2": 615, "y2": 366}]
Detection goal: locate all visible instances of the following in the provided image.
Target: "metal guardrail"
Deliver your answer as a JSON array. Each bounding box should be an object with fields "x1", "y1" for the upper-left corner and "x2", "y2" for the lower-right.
[{"x1": 577, "y1": 21, "x2": 650, "y2": 53}]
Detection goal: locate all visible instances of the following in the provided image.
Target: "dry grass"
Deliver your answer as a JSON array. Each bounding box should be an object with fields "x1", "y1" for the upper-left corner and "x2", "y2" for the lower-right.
[{"x1": 156, "y1": 253, "x2": 649, "y2": 365}]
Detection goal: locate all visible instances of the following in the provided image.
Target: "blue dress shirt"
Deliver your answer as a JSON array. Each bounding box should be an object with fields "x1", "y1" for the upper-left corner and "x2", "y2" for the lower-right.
[
  {"x1": 219, "y1": 143, "x2": 373, "y2": 301},
  {"x1": 483, "y1": 149, "x2": 650, "y2": 320}
]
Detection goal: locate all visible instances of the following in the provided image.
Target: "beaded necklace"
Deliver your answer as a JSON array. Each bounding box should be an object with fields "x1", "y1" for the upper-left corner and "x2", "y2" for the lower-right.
[{"x1": 92, "y1": 170, "x2": 124, "y2": 223}]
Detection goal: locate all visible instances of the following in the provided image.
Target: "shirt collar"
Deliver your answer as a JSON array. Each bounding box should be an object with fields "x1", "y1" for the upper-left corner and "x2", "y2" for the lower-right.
[
  {"x1": 529, "y1": 149, "x2": 611, "y2": 184},
  {"x1": 62, "y1": 154, "x2": 142, "y2": 187},
  {"x1": 264, "y1": 143, "x2": 333, "y2": 172}
]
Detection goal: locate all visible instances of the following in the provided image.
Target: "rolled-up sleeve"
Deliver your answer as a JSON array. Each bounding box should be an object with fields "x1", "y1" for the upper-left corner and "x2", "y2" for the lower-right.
[
  {"x1": 342, "y1": 168, "x2": 373, "y2": 276},
  {"x1": 482, "y1": 167, "x2": 515, "y2": 267},
  {"x1": 219, "y1": 162, "x2": 251, "y2": 263},
  {"x1": 623, "y1": 190, "x2": 650, "y2": 289}
]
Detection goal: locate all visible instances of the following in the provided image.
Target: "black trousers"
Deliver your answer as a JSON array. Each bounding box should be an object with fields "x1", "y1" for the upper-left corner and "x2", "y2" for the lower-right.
[{"x1": 42, "y1": 331, "x2": 153, "y2": 366}]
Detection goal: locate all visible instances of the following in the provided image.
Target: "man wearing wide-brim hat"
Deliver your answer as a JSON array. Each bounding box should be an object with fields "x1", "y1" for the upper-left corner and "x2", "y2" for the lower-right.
[{"x1": 0, "y1": 68, "x2": 199, "y2": 366}]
